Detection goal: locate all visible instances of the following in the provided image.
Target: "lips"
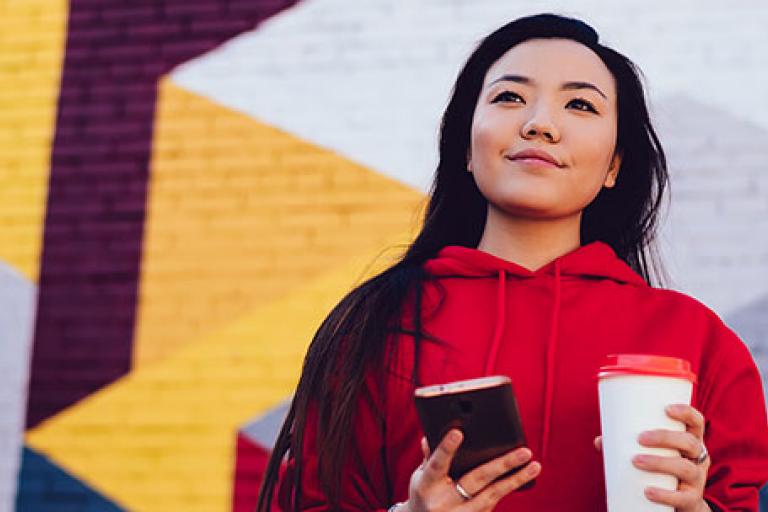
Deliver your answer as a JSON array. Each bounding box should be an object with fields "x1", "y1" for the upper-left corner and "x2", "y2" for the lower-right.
[{"x1": 506, "y1": 148, "x2": 563, "y2": 168}]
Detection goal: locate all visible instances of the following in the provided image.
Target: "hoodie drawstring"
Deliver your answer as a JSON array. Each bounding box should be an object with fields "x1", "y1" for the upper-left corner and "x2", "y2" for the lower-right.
[
  {"x1": 484, "y1": 270, "x2": 506, "y2": 375},
  {"x1": 541, "y1": 259, "x2": 561, "y2": 460},
  {"x1": 484, "y1": 261, "x2": 562, "y2": 461}
]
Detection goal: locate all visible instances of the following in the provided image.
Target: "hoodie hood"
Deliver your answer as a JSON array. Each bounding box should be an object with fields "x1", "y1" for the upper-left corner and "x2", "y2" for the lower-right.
[
  {"x1": 425, "y1": 241, "x2": 646, "y2": 285},
  {"x1": 423, "y1": 241, "x2": 647, "y2": 460}
]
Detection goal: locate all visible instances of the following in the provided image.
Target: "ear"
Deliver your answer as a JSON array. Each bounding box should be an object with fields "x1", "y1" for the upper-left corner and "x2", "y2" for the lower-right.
[{"x1": 604, "y1": 151, "x2": 622, "y2": 188}]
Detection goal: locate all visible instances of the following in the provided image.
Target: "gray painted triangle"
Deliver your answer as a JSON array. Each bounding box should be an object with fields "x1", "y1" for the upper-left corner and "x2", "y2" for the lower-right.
[
  {"x1": 0, "y1": 263, "x2": 36, "y2": 512},
  {"x1": 241, "y1": 399, "x2": 291, "y2": 449}
]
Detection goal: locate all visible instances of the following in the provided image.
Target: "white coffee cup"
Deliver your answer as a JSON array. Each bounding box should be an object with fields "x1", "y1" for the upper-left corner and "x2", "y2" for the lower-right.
[{"x1": 597, "y1": 354, "x2": 696, "y2": 512}]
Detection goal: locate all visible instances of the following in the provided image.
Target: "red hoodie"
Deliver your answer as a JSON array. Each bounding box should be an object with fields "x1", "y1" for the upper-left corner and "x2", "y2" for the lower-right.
[{"x1": 280, "y1": 241, "x2": 768, "y2": 511}]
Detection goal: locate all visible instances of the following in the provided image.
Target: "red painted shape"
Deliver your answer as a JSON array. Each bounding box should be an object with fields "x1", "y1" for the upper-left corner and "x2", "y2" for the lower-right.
[{"x1": 233, "y1": 433, "x2": 284, "y2": 512}]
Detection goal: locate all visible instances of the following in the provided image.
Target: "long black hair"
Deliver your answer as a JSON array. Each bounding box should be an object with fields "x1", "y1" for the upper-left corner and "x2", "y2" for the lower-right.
[{"x1": 257, "y1": 12, "x2": 669, "y2": 511}]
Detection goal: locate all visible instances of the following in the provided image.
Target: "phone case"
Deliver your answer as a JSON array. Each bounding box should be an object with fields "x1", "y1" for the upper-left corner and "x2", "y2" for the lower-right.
[{"x1": 414, "y1": 376, "x2": 534, "y2": 489}]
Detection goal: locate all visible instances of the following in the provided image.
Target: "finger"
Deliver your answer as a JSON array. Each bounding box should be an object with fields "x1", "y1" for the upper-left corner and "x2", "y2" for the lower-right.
[
  {"x1": 459, "y1": 446, "x2": 532, "y2": 492},
  {"x1": 643, "y1": 486, "x2": 700, "y2": 509},
  {"x1": 665, "y1": 404, "x2": 706, "y2": 439},
  {"x1": 460, "y1": 461, "x2": 541, "y2": 511},
  {"x1": 638, "y1": 430, "x2": 703, "y2": 460},
  {"x1": 632, "y1": 454, "x2": 701, "y2": 485},
  {"x1": 421, "y1": 429, "x2": 462, "y2": 484},
  {"x1": 594, "y1": 436, "x2": 602, "y2": 452},
  {"x1": 421, "y1": 437, "x2": 430, "y2": 460}
]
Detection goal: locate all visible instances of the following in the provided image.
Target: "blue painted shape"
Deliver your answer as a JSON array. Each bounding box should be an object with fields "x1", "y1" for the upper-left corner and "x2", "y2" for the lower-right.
[
  {"x1": 16, "y1": 446, "x2": 124, "y2": 512},
  {"x1": 760, "y1": 482, "x2": 767, "y2": 511}
]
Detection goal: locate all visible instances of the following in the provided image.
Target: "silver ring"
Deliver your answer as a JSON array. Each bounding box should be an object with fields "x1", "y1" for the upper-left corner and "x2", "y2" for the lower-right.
[
  {"x1": 693, "y1": 443, "x2": 709, "y2": 465},
  {"x1": 455, "y1": 481, "x2": 473, "y2": 500}
]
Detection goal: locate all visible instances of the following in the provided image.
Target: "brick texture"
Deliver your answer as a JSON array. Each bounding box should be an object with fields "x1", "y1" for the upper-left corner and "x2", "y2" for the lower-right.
[{"x1": 8, "y1": 1, "x2": 768, "y2": 511}]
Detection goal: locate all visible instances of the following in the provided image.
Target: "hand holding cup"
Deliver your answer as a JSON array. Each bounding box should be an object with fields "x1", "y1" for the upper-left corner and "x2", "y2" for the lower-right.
[
  {"x1": 633, "y1": 403, "x2": 711, "y2": 511},
  {"x1": 595, "y1": 404, "x2": 711, "y2": 512},
  {"x1": 597, "y1": 354, "x2": 701, "y2": 511}
]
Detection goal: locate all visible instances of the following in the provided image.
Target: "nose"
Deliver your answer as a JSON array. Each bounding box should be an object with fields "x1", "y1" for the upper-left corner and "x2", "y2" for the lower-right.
[{"x1": 520, "y1": 107, "x2": 560, "y2": 143}]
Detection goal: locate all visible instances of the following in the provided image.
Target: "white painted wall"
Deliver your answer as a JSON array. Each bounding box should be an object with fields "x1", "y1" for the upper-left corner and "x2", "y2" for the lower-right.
[{"x1": 172, "y1": 0, "x2": 768, "y2": 378}]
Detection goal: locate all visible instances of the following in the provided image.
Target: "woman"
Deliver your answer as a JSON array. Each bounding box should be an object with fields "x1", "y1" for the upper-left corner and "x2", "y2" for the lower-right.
[{"x1": 257, "y1": 13, "x2": 768, "y2": 511}]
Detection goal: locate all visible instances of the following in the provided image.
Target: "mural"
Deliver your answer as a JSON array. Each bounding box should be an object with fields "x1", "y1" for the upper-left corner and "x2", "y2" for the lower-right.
[{"x1": 2, "y1": 0, "x2": 766, "y2": 510}]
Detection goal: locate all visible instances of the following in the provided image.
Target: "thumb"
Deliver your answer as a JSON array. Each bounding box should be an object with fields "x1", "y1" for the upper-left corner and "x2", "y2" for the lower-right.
[{"x1": 594, "y1": 436, "x2": 602, "y2": 452}]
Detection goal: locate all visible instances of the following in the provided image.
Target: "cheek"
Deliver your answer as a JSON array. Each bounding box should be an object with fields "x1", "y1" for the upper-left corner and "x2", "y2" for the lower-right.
[
  {"x1": 571, "y1": 122, "x2": 617, "y2": 176},
  {"x1": 548, "y1": 121, "x2": 617, "y2": 210},
  {"x1": 471, "y1": 110, "x2": 515, "y2": 159},
  {"x1": 470, "y1": 123, "x2": 492, "y2": 161}
]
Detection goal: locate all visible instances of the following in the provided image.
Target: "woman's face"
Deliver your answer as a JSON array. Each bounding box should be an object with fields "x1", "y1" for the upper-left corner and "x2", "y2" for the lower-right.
[{"x1": 468, "y1": 38, "x2": 621, "y2": 220}]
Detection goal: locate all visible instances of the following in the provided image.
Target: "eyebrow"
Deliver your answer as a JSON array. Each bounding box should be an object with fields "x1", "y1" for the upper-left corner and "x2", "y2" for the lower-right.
[{"x1": 487, "y1": 74, "x2": 608, "y2": 99}]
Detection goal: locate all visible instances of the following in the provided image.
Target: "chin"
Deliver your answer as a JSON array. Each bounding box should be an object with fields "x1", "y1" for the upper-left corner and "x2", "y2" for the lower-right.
[{"x1": 492, "y1": 201, "x2": 565, "y2": 219}]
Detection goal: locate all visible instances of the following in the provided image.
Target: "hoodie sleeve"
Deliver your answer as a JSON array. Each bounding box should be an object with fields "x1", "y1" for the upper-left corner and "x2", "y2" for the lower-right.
[
  {"x1": 699, "y1": 324, "x2": 768, "y2": 511},
  {"x1": 276, "y1": 368, "x2": 395, "y2": 512}
]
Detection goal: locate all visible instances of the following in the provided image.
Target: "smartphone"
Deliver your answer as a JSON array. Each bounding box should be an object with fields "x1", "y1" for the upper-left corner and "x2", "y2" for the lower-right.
[{"x1": 413, "y1": 375, "x2": 535, "y2": 489}]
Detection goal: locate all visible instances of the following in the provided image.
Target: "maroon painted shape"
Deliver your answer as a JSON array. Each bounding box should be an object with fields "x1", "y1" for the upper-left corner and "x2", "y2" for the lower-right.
[
  {"x1": 233, "y1": 433, "x2": 284, "y2": 512},
  {"x1": 26, "y1": 0, "x2": 303, "y2": 430}
]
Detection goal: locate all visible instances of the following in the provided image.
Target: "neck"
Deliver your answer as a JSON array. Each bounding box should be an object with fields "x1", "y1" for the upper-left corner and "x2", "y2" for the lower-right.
[{"x1": 477, "y1": 205, "x2": 582, "y2": 271}]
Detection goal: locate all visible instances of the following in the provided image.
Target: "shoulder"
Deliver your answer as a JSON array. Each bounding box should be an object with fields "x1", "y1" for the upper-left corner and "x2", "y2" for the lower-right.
[
  {"x1": 633, "y1": 287, "x2": 755, "y2": 363},
  {"x1": 636, "y1": 286, "x2": 715, "y2": 312},
  {"x1": 636, "y1": 286, "x2": 731, "y2": 329},
  {"x1": 647, "y1": 289, "x2": 763, "y2": 396}
]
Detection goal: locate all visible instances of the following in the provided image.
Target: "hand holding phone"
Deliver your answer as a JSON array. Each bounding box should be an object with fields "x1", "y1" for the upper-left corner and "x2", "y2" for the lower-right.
[
  {"x1": 413, "y1": 375, "x2": 535, "y2": 486},
  {"x1": 399, "y1": 427, "x2": 540, "y2": 511}
]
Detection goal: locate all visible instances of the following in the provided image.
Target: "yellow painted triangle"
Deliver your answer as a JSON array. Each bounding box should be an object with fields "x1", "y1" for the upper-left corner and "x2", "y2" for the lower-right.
[
  {"x1": 0, "y1": 0, "x2": 68, "y2": 281},
  {"x1": 27, "y1": 76, "x2": 427, "y2": 511},
  {"x1": 26, "y1": 242, "x2": 412, "y2": 512},
  {"x1": 136, "y1": 78, "x2": 424, "y2": 366}
]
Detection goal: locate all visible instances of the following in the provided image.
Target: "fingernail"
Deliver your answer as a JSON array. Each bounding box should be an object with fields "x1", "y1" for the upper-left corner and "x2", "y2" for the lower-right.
[
  {"x1": 633, "y1": 455, "x2": 649, "y2": 464},
  {"x1": 516, "y1": 448, "x2": 531, "y2": 462},
  {"x1": 449, "y1": 430, "x2": 461, "y2": 444},
  {"x1": 527, "y1": 462, "x2": 541, "y2": 475}
]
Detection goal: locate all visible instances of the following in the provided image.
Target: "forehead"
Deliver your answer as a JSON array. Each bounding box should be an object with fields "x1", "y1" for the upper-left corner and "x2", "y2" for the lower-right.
[{"x1": 484, "y1": 38, "x2": 616, "y2": 98}]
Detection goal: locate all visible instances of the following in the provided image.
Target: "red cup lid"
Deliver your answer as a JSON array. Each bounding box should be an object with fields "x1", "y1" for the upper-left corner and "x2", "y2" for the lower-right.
[{"x1": 598, "y1": 354, "x2": 697, "y2": 383}]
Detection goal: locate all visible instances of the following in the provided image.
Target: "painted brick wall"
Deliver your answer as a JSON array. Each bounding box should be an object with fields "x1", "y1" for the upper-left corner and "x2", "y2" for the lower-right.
[{"x1": 4, "y1": 1, "x2": 767, "y2": 511}]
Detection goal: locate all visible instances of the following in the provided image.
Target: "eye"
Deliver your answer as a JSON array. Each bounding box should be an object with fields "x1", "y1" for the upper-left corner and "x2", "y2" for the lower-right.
[
  {"x1": 567, "y1": 98, "x2": 598, "y2": 113},
  {"x1": 491, "y1": 91, "x2": 523, "y2": 104}
]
